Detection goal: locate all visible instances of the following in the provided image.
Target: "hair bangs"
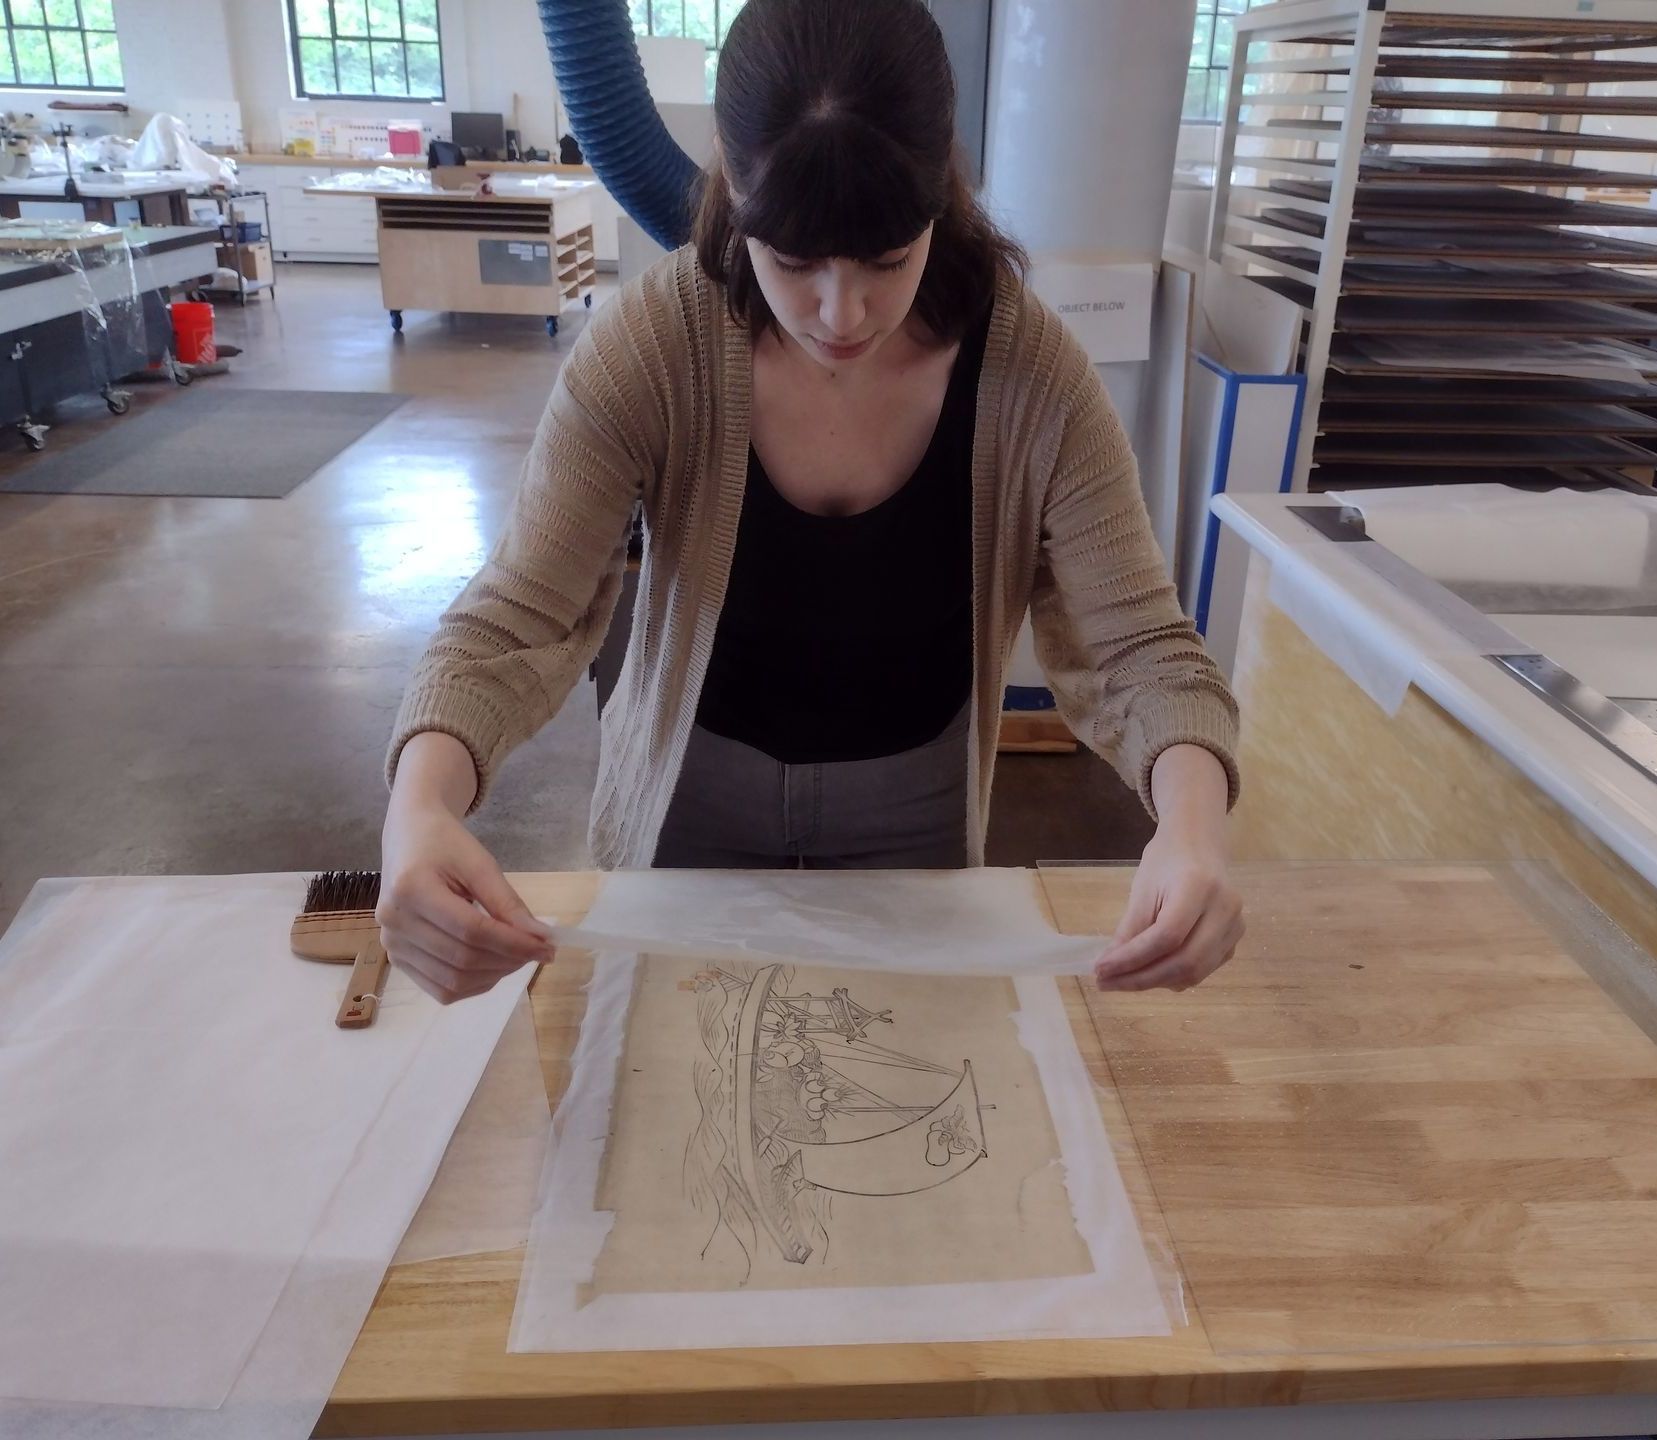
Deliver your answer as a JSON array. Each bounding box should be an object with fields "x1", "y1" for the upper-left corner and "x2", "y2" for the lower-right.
[
  {"x1": 692, "y1": 0, "x2": 1027, "y2": 341},
  {"x1": 732, "y1": 116, "x2": 941, "y2": 262}
]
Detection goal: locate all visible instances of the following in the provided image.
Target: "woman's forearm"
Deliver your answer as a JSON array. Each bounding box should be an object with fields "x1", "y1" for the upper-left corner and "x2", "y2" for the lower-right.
[
  {"x1": 1149, "y1": 743, "x2": 1231, "y2": 840},
  {"x1": 1094, "y1": 742, "x2": 1243, "y2": 992},
  {"x1": 388, "y1": 731, "x2": 480, "y2": 821},
  {"x1": 378, "y1": 730, "x2": 551, "y2": 1006}
]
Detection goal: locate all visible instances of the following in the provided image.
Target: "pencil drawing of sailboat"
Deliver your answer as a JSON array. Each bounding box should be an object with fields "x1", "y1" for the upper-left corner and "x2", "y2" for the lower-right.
[{"x1": 685, "y1": 962, "x2": 988, "y2": 1270}]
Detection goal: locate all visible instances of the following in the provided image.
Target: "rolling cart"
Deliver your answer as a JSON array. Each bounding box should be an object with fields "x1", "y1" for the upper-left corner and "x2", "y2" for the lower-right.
[{"x1": 306, "y1": 173, "x2": 597, "y2": 336}]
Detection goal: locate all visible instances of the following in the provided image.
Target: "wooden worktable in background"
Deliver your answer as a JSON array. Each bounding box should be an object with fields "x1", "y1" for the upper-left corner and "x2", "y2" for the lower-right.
[
  {"x1": 230, "y1": 153, "x2": 595, "y2": 177},
  {"x1": 318, "y1": 863, "x2": 1657, "y2": 1436},
  {"x1": 305, "y1": 174, "x2": 598, "y2": 335}
]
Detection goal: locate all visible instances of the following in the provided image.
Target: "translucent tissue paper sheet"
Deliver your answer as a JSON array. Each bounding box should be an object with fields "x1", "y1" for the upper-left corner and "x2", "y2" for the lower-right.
[
  {"x1": 392, "y1": 993, "x2": 551, "y2": 1266},
  {"x1": 0, "y1": 875, "x2": 530, "y2": 1438},
  {"x1": 551, "y1": 868, "x2": 1110, "y2": 976},
  {"x1": 509, "y1": 954, "x2": 1169, "y2": 1353}
]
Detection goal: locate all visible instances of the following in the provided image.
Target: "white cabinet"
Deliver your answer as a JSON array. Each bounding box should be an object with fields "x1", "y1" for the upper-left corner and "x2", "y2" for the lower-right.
[
  {"x1": 236, "y1": 163, "x2": 377, "y2": 264},
  {"x1": 588, "y1": 187, "x2": 621, "y2": 265}
]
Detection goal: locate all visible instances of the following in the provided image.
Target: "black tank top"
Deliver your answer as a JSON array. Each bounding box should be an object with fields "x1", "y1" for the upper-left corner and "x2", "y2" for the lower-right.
[{"x1": 695, "y1": 314, "x2": 988, "y2": 764}]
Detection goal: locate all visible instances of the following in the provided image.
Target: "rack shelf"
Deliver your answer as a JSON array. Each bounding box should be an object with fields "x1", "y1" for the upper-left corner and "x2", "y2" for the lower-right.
[
  {"x1": 1318, "y1": 402, "x2": 1657, "y2": 435},
  {"x1": 1211, "y1": 0, "x2": 1657, "y2": 491}
]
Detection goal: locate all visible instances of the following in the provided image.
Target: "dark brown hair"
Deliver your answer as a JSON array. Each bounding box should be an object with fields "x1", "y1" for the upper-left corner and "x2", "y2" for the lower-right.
[{"x1": 693, "y1": 0, "x2": 1026, "y2": 341}]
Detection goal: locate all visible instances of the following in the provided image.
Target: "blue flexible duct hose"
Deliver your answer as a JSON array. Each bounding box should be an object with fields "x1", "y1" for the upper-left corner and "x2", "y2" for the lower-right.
[{"x1": 535, "y1": 0, "x2": 701, "y2": 251}]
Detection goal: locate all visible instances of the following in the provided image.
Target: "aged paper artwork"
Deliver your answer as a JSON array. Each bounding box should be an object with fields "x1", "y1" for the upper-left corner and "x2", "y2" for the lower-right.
[
  {"x1": 586, "y1": 957, "x2": 1094, "y2": 1299},
  {"x1": 686, "y1": 963, "x2": 988, "y2": 1272}
]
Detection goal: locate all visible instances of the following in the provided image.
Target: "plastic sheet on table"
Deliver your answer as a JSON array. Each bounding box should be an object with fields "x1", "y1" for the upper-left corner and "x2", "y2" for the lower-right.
[
  {"x1": 0, "y1": 218, "x2": 147, "y2": 397},
  {"x1": 311, "y1": 165, "x2": 431, "y2": 191}
]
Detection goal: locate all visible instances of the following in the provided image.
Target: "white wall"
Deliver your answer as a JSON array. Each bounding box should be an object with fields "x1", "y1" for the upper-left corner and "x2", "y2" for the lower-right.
[
  {"x1": 983, "y1": 0, "x2": 1194, "y2": 262},
  {"x1": 5, "y1": 0, "x2": 713, "y2": 263},
  {"x1": 224, "y1": 0, "x2": 468, "y2": 152},
  {"x1": 4, "y1": 2, "x2": 708, "y2": 158},
  {"x1": 459, "y1": 0, "x2": 563, "y2": 153},
  {"x1": 637, "y1": 35, "x2": 706, "y2": 107},
  {"x1": 0, "y1": 0, "x2": 232, "y2": 136}
]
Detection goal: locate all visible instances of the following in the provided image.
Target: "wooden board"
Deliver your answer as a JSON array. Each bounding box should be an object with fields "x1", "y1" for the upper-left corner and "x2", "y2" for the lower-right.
[
  {"x1": 1327, "y1": 335, "x2": 1657, "y2": 381},
  {"x1": 1229, "y1": 568, "x2": 1657, "y2": 959},
  {"x1": 997, "y1": 710, "x2": 1079, "y2": 754},
  {"x1": 1044, "y1": 861, "x2": 1657, "y2": 1355},
  {"x1": 0, "y1": 225, "x2": 122, "y2": 252},
  {"x1": 1262, "y1": 117, "x2": 1657, "y2": 153},
  {"x1": 312, "y1": 865, "x2": 1657, "y2": 1435},
  {"x1": 1335, "y1": 260, "x2": 1657, "y2": 303},
  {"x1": 1372, "y1": 54, "x2": 1657, "y2": 84},
  {"x1": 1355, "y1": 154, "x2": 1657, "y2": 189},
  {"x1": 1378, "y1": 88, "x2": 1657, "y2": 117},
  {"x1": 1260, "y1": 208, "x2": 1657, "y2": 264},
  {"x1": 308, "y1": 177, "x2": 596, "y2": 206},
  {"x1": 1239, "y1": 247, "x2": 1657, "y2": 302},
  {"x1": 1249, "y1": 274, "x2": 1657, "y2": 329},
  {"x1": 1320, "y1": 373, "x2": 1656, "y2": 406},
  {"x1": 1241, "y1": 155, "x2": 1657, "y2": 190},
  {"x1": 1349, "y1": 190, "x2": 1657, "y2": 229},
  {"x1": 1368, "y1": 120, "x2": 1657, "y2": 153},
  {"x1": 1308, "y1": 462, "x2": 1615, "y2": 491},
  {"x1": 1317, "y1": 402, "x2": 1657, "y2": 436},
  {"x1": 376, "y1": 206, "x2": 595, "y2": 318},
  {"x1": 1298, "y1": 14, "x2": 1657, "y2": 52},
  {"x1": 1379, "y1": 17, "x2": 1657, "y2": 51},
  {"x1": 1333, "y1": 297, "x2": 1657, "y2": 338},
  {"x1": 1312, "y1": 431, "x2": 1654, "y2": 467},
  {"x1": 236, "y1": 151, "x2": 594, "y2": 176},
  {"x1": 1268, "y1": 179, "x2": 1657, "y2": 229}
]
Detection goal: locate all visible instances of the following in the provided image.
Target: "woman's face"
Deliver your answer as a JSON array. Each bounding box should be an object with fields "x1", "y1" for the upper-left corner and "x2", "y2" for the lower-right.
[{"x1": 746, "y1": 223, "x2": 934, "y2": 368}]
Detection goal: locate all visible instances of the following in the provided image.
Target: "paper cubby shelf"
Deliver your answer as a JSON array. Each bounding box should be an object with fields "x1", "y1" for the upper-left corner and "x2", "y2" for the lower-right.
[{"x1": 1208, "y1": 0, "x2": 1657, "y2": 494}]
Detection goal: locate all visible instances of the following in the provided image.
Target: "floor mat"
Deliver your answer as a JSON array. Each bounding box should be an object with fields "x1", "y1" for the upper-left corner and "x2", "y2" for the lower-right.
[{"x1": 0, "y1": 388, "x2": 407, "y2": 498}]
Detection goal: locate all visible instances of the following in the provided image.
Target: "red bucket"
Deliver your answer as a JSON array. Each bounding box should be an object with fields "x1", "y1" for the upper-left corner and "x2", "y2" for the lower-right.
[{"x1": 170, "y1": 301, "x2": 217, "y2": 365}]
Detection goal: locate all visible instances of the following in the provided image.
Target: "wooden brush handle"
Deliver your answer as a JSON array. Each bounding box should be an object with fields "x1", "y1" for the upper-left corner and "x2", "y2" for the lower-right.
[{"x1": 336, "y1": 935, "x2": 390, "y2": 1029}]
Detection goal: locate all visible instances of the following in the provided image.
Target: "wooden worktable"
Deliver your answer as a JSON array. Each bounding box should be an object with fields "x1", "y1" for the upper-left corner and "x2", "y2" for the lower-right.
[
  {"x1": 0, "y1": 173, "x2": 190, "y2": 226},
  {"x1": 304, "y1": 174, "x2": 598, "y2": 205},
  {"x1": 231, "y1": 152, "x2": 594, "y2": 177},
  {"x1": 304, "y1": 175, "x2": 598, "y2": 333},
  {"x1": 317, "y1": 863, "x2": 1657, "y2": 1435}
]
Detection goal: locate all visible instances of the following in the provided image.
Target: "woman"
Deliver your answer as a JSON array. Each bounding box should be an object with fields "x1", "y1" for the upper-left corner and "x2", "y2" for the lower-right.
[{"x1": 379, "y1": 0, "x2": 1242, "y2": 1004}]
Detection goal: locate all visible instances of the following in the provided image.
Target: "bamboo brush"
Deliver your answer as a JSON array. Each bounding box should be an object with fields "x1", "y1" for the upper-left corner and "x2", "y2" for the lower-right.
[{"x1": 291, "y1": 870, "x2": 388, "y2": 1029}]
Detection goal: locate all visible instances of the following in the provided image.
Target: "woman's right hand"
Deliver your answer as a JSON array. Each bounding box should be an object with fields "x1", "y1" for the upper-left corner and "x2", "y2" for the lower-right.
[{"x1": 379, "y1": 733, "x2": 555, "y2": 1004}]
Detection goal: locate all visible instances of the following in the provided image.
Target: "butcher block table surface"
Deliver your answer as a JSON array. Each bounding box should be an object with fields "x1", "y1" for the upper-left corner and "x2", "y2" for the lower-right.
[{"x1": 316, "y1": 862, "x2": 1657, "y2": 1436}]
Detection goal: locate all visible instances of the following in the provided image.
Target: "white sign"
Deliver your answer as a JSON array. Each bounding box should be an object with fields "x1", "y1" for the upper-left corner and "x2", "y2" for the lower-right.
[{"x1": 1029, "y1": 260, "x2": 1154, "y2": 364}]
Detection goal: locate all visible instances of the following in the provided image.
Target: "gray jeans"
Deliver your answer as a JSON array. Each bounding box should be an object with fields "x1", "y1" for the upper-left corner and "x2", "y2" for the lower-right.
[{"x1": 653, "y1": 705, "x2": 970, "y2": 869}]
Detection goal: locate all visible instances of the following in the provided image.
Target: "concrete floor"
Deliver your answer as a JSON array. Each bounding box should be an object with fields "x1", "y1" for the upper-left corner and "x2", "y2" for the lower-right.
[{"x1": 0, "y1": 263, "x2": 1150, "y2": 929}]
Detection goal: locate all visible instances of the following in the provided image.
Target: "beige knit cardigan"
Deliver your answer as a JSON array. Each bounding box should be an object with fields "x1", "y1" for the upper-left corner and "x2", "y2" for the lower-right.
[{"x1": 388, "y1": 247, "x2": 1239, "y2": 867}]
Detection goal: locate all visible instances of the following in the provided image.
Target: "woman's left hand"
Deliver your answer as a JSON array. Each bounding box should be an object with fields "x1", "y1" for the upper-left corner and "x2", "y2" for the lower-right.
[{"x1": 1094, "y1": 745, "x2": 1243, "y2": 993}]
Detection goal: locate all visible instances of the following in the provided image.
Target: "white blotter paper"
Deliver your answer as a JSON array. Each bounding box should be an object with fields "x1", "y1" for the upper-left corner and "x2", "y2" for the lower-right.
[
  {"x1": 509, "y1": 956, "x2": 1170, "y2": 1352},
  {"x1": 0, "y1": 874, "x2": 530, "y2": 1439},
  {"x1": 551, "y1": 868, "x2": 1108, "y2": 975}
]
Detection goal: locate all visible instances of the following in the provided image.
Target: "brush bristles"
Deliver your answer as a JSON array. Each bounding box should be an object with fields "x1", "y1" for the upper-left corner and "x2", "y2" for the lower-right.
[{"x1": 302, "y1": 869, "x2": 383, "y2": 915}]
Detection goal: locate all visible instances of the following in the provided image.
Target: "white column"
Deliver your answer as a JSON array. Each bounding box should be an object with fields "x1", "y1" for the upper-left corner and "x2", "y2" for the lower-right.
[
  {"x1": 982, "y1": 1, "x2": 1199, "y2": 687},
  {"x1": 982, "y1": 0, "x2": 1196, "y2": 262}
]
